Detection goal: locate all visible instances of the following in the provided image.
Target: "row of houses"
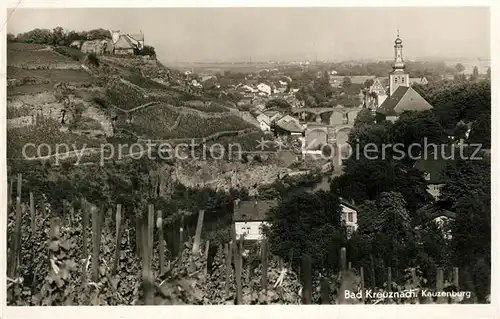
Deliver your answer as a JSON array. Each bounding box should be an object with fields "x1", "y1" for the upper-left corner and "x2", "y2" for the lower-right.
[{"x1": 329, "y1": 74, "x2": 428, "y2": 89}]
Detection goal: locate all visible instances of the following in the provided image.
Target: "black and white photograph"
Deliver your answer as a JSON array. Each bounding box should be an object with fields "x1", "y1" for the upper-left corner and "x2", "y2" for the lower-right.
[{"x1": 2, "y1": 3, "x2": 495, "y2": 313}]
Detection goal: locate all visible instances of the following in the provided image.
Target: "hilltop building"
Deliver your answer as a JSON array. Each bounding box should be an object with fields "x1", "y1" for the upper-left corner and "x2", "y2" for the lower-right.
[
  {"x1": 110, "y1": 30, "x2": 144, "y2": 55},
  {"x1": 78, "y1": 30, "x2": 145, "y2": 56}
]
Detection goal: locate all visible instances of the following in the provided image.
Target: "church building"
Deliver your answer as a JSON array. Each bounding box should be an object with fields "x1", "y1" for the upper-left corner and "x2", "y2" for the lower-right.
[{"x1": 376, "y1": 31, "x2": 433, "y2": 122}]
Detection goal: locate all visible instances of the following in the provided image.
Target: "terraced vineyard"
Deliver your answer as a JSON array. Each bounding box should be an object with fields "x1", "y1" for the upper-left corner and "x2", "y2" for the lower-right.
[
  {"x1": 7, "y1": 48, "x2": 80, "y2": 69},
  {"x1": 7, "y1": 117, "x2": 102, "y2": 159},
  {"x1": 6, "y1": 42, "x2": 49, "y2": 51},
  {"x1": 123, "y1": 71, "x2": 168, "y2": 90},
  {"x1": 116, "y1": 103, "x2": 181, "y2": 138},
  {"x1": 6, "y1": 105, "x2": 32, "y2": 119},
  {"x1": 162, "y1": 114, "x2": 256, "y2": 140},
  {"x1": 105, "y1": 81, "x2": 149, "y2": 110},
  {"x1": 8, "y1": 67, "x2": 93, "y2": 84},
  {"x1": 183, "y1": 101, "x2": 229, "y2": 113}
]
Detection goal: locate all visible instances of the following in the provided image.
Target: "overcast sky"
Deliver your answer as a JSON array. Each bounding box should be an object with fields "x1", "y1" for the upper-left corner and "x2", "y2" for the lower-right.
[{"x1": 7, "y1": 7, "x2": 490, "y2": 63}]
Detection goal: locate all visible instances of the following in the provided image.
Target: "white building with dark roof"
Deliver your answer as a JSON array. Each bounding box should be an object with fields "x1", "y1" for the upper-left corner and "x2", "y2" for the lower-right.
[{"x1": 233, "y1": 199, "x2": 278, "y2": 241}]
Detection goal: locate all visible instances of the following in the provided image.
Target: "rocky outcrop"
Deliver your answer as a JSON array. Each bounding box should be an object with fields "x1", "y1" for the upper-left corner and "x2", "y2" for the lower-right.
[
  {"x1": 7, "y1": 91, "x2": 113, "y2": 136},
  {"x1": 154, "y1": 160, "x2": 291, "y2": 196},
  {"x1": 82, "y1": 105, "x2": 113, "y2": 136},
  {"x1": 81, "y1": 40, "x2": 112, "y2": 55}
]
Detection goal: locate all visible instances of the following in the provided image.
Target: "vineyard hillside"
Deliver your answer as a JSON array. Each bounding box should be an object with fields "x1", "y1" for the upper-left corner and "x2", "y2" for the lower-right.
[{"x1": 7, "y1": 42, "x2": 263, "y2": 164}]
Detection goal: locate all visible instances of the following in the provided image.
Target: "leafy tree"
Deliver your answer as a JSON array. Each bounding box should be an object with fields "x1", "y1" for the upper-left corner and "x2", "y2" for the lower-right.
[
  {"x1": 266, "y1": 191, "x2": 345, "y2": 275},
  {"x1": 470, "y1": 66, "x2": 479, "y2": 81},
  {"x1": 139, "y1": 45, "x2": 156, "y2": 57},
  {"x1": 86, "y1": 28, "x2": 112, "y2": 40},
  {"x1": 51, "y1": 26, "x2": 65, "y2": 46},
  {"x1": 342, "y1": 76, "x2": 352, "y2": 88},
  {"x1": 468, "y1": 113, "x2": 491, "y2": 148},
  {"x1": 453, "y1": 121, "x2": 469, "y2": 142},
  {"x1": 353, "y1": 108, "x2": 374, "y2": 128},
  {"x1": 364, "y1": 78, "x2": 374, "y2": 88},
  {"x1": 390, "y1": 110, "x2": 448, "y2": 162},
  {"x1": 333, "y1": 120, "x2": 432, "y2": 213},
  {"x1": 413, "y1": 80, "x2": 490, "y2": 130},
  {"x1": 438, "y1": 156, "x2": 490, "y2": 299},
  {"x1": 454, "y1": 73, "x2": 467, "y2": 82},
  {"x1": 87, "y1": 52, "x2": 100, "y2": 67},
  {"x1": 454, "y1": 63, "x2": 465, "y2": 73},
  {"x1": 7, "y1": 33, "x2": 15, "y2": 42},
  {"x1": 17, "y1": 28, "x2": 52, "y2": 44},
  {"x1": 351, "y1": 192, "x2": 418, "y2": 285},
  {"x1": 486, "y1": 67, "x2": 491, "y2": 79}
]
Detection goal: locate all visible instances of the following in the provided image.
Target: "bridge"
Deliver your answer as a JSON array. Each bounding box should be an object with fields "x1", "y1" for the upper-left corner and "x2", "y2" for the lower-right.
[
  {"x1": 290, "y1": 106, "x2": 364, "y2": 127},
  {"x1": 290, "y1": 106, "x2": 364, "y2": 116}
]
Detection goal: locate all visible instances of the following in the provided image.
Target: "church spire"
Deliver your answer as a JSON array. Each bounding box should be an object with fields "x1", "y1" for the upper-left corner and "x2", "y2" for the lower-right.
[
  {"x1": 389, "y1": 26, "x2": 409, "y2": 96},
  {"x1": 393, "y1": 28, "x2": 404, "y2": 70}
]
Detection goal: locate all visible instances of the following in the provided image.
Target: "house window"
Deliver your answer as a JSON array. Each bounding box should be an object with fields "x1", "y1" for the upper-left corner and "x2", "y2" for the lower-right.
[
  {"x1": 395, "y1": 77, "x2": 398, "y2": 83},
  {"x1": 347, "y1": 212, "x2": 354, "y2": 222},
  {"x1": 402, "y1": 77, "x2": 405, "y2": 83}
]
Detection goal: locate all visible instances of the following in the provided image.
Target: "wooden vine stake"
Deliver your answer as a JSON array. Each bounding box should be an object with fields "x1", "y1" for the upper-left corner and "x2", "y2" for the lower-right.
[
  {"x1": 81, "y1": 199, "x2": 89, "y2": 286},
  {"x1": 135, "y1": 211, "x2": 142, "y2": 258},
  {"x1": 224, "y1": 241, "x2": 232, "y2": 296},
  {"x1": 8, "y1": 179, "x2": 13, "y2": 212},
  {"x1": 192, "y1": 210, "x2": 205, "y2": 255},
  {"x1": 91, "y1": 205, "x2": 102, "y2": 283},
  {"x1": 360, "y1": 267, "x2": 365, "y2": 303},
  {"x1": 302, "y1": 254, "x2": 312, "y2": 304},
  {"x1": 112, "y1": 204, "x2": 123, "y2": 275},
  {"x1": 320, "y1": 276, "x2": 330, "y2": 304},
  {"x1": 30, "y1": 192, "x2": 35, "y2": 237},
  {"x1": 452, "y1": 267, "x2": 459, "y2": 304},
  {"x1": 148, "y1": 204, "x2": 154, "y2": 262},
  {"x1": 204, "y1": 240, "x2": 210, "y2": 275},
  {"x1": 261, "y1": 238, "x2": 269, "y2": 293},
  {"x1": 337, "y1": 247, "x2": 348, "y2": 304},
  {"x1": 235, "y1": 237, "x2": 243, "y2": 304},
  {"x1": 436, "y1": 268, "x2": 444, "y2": 304},
  {"x1": 387, "y1": 267, "x2": 392, "y2": 291},
  {"x1": 142, "y1": 206, "x2": 154, "y2": 305},
  {"x1": 340, "y1": 247, "x2": 347, "y2": 271},
  {"x1": 179, "y1": 215, "x2": 184, "y2": 260},
  {"x1": 8, "y1": 196, "x2": 23, "y2": 278},
  {"x1": 16, "y1": 173, "x2": 22, "y2": 202},
  {"x1": 157, "y1": 210, "x2": 165, "y2": 275},
  {"x1": 453, "y1": 267, "x2": 459, "y2": 289}
]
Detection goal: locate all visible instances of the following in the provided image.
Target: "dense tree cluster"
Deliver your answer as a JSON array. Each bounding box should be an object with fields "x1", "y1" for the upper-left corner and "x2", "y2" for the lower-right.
[
  {"x1": 8, "y1": 27, "x2": 112, "y2": 46},
  {"x1": 413, "y1": 80, "x2": 490, "y2": 129},
  {"x1": 294, "y1": 71, "x2": 362, "y2": 108}
]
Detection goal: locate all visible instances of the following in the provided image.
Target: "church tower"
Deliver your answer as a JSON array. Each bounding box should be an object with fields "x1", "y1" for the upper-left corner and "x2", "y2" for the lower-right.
[{"x1": 389, "y1": 29, "x2": 410, "y2": 96}]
